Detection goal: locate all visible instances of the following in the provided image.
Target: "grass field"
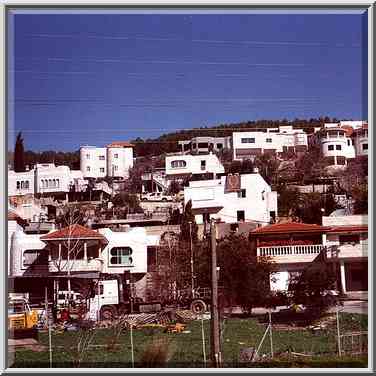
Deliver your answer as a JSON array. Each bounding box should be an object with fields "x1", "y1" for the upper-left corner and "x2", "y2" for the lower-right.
[{"x1": 10, "y1": 312, "x2": 368, "y2": 368}]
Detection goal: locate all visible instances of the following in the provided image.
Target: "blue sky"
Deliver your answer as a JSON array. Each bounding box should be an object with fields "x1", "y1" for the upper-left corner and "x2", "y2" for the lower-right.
[{"x1": 8, "y1": 10, "x2": 368, "y2": 152}]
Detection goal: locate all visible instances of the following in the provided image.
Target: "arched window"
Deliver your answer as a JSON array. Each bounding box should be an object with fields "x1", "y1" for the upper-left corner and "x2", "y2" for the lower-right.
[
  {"x1": 110, "y1": 247, "x2": 133, "y2": 266},
  {"x1": 171, "y1": 160, "x2": 187, "y2": 168},
  {"x1": 56, "y1": 179, "x2": 60, "y2": 188}
]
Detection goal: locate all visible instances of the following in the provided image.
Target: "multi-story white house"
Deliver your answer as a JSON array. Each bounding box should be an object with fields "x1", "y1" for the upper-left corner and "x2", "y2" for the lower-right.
[
  {"x1": 9, "y1": 224, "x2": 159, "y2": 301},
  {"x1": 184, "y1": 171, "x2": 278, "y2": 225},
  {"x1": 315, "y1": 123, "x2": 356, "y2": 167},
  {"x1": 165, "y1": 152, "x2": 225, "y2": 180},
  {"x1": 8, "y1": 163, "x2": 87, "y2": 197},
  {"x1": 251, "y1": 215, "x2": 368, "y2": 295},
  {"x1": 232, "y1": 125, "x2": 308, "y2": 161},
  {"x1": 80, "y1": 142, "x2": 134, "y2": 179},
  {"x1": 351, "y1": 123, "x2": 368, "y2": 157},
  {"x1": 178, "y1": 136, "x2": 232, "y2": 154}
]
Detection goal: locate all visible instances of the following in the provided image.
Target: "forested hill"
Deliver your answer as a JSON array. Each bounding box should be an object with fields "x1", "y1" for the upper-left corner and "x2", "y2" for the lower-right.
[
  {"x1": 131, "y1": 117, "x2": 337, "y2": 157},
  {"x1": 9, "y1": 117, "x2": 340, "y2": 166}
]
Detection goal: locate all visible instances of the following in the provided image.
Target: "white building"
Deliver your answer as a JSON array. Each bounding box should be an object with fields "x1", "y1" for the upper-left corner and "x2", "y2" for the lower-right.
[
  {"x1": 232, "y1": 125, "x2": 308, "y2": 161},
  {"x1": 8, "y1": 163, "x2": 86, "y2": 197},
  {"x1": 316, "y1": 123, "x2": 356, "y2": 167},
  {"x1": 80, "y1": 142, "x2": 134, "y2": 179},
  {"x1": 178, "y1": 136, "x2": 232, "y2": 154},
  {"x1": 165, "y1": 152, "x2": 225, "y2": 179},
  {"x1": 251, "y1": 215, "x2": 368, "y2": 295},
  {"x1": 184, "y1": 172, "x2": 278, "y2": 225},
  {"x1": 351, "y1": 124, "x2": 368, "y2": 157}
]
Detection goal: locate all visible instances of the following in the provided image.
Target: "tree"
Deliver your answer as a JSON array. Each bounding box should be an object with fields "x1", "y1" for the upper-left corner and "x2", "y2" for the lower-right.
[
  {"x1": 254, "y1": 154, "x2": 280, "y2": 185},
  {"x1": 352, "y1": 183, "x2": 368, "y2": 214},
  {"x1": 289, "y1": 257, "x2": 338, "y2": 318},
  {"x1": 180, "y1": 200, "x2": 198, "y2": 243},
  {"x1": 217, "y1": 234, "x2": 275, "y2": 314},
  {"x1": 112, "y1": 192, "x2": 143, "y2": 215},
  {"x1": 14, "y1": 132, "x2": 25, "y2": 172},
  {"x1": 168, "y1": 179, "x2": 182, "y2": 195}
]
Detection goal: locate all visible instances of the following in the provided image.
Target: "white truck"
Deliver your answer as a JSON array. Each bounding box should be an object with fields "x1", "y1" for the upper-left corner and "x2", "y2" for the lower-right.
[{"x1": 87, "y1": 279, "x2": 162, "y2": 321}]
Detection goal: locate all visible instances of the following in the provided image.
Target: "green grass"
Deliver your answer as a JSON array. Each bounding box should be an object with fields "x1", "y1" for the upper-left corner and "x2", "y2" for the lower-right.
[{"x1": 10, "y1": 313, "x2": 368, "y2": 368}]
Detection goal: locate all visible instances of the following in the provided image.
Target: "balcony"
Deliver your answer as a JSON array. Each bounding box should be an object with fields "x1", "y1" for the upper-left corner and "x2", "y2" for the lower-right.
[
  {"x1": 257, "y1": 244, "x2": 324, "y2": 263},
  {"x1": 49, "y1": 259, "x2": 103, "y2": 273}
]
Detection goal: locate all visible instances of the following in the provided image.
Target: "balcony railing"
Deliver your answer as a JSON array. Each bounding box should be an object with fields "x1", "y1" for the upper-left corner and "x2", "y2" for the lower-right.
[{"x1": 257, "y1": 244, "x2": 324, "y2": 257}]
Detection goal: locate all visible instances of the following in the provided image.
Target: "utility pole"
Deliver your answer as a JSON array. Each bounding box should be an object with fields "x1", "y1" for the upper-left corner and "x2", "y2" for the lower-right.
[
  {"x1": 210, "y1": 219, "x2": 221, "y2": 367},
  {"x1": 189, "y1": 221, "x2": 194, "y2": 298}
]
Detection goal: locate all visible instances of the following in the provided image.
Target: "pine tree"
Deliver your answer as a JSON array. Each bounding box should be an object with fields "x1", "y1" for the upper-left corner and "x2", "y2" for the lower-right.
[{"x1": 14, "y1": 132, "x2": 25, "y2": 172}]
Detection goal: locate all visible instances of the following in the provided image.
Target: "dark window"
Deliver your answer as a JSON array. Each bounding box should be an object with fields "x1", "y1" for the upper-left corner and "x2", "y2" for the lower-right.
[
  {"x1": 339, "y1": 234, "x2": 360, "y2": 245},
  {"x1": 171, "y1": 160, "x2": 187, "y2": 168},
  {"x1": 337, "y1": 156, "x2": 346, "y2": 165},
  {"x1": 216, "y1": 143, "x2": 223, "y2": 149},
  {"x1": 183, "y1": 144, "x2": 191, "y2": 151},
  {"x1": 201, "y1": 160, "x2": 206, "y2": 170},
  {"x1": 270, "y1": 211, "x2": 276, "y2": 223},
  {"x1": 237, "y1": 210, "x2": 245, "y2": 222},
  {"x1": 110, "y1": 247, "x2": 133, "y2": 265},
  {"x1": 241, "y1": 138, "x2": 255, "y2": 144},
  {"x1": 328, "y1": 145, "x2": 334, "y2": 151},
  {"x1": 16, "y1": 181, "x2": 20, "y2": 189},
  {"x1": 192, "y1": 143, "x2": 197, "y2": 149},
  {"x1": 362, "y1": 143, "x2": 368, "y2": 150},
  {"x1": 237, "y1": 189, "x2": 246, "y2": 198},
  {"x1": 347, "y1": 140, "x2": 350, "y2": 146},
  {"x1": 100, "y1": 167, "x2": 105, "y2": 173},
  {"x1": 198, "y1": 142, "x2": 209, "y2": 148},
  {"x1": 336, "y1": 145, "x2": 342, "y2": 150},
  {"x1": 114, "y1": 153, "x2": 119, "y2": 158},
  {"x1": 266, "y1": 138, "x2": 272, "y2": 143},
  {"x1": 99, "y1": 155, "x2": 105, "y2": 160}
]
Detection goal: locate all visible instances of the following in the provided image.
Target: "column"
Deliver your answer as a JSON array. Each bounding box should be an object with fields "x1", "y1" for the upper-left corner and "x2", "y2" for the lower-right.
[
  {"x1": 340, "y1": 260, "x2": 347, "y2": 294},
  {"x1": 84, "y1": 242, "x2": 88, "y2": 262},
  {"x1": 58, "y1": 243, "x2": 62, "y2": 261}
]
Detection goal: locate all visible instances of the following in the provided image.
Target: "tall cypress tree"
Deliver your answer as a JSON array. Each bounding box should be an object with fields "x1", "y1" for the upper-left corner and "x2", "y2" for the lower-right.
[
  {"x1": 14, "y1": 132, "x2": 25, "y2": 172},
  {"x1": 180, "y1": 200, "x2": 198, "y2": 243}
]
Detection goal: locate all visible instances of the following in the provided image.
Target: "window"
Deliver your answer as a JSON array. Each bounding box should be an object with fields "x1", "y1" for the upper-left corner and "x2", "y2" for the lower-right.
[
  {"x1": 237, "y1": 189, "x2": 246, "y2": 198},
  {"x1": 266, "y1": 138, "x2": 272, "y2": 143},
  {"x1": 171, "y1": 160, "x2": 187, "y2": 168},
  {"x1": 86, "y1": 166, "x2": 91, "y2": 172},
  {"x1": 336, "y1": 145, "x2": 342, "y2": 150},
  {"x1": 216, "y1": 143, "x2": 223, "y2": 149},
  {"x1": 100, "y1": 167, "x2": 105, "y2": 173},
  {"x1": 347, "y1": 140, "x2": 350, "y2": 146},
  {"x1": 114, "y1": 153, "x2": 119, "y2": 158},
  {"x1": 99, "y1": 155, "x2": 105, "y2": 160},
  {"x1": 23, "y1": 249, "x2": 42, "y2": 267},
  {"x1": 339, "y1": 234, "x2": 360, "y2": 245},
  {"x1": 25, "y1": 181, "x2": 29, "y2": 189},
  {"x1": 16, "y1": 181, "x2": 20, "y2": 190},
  {"x1": 21, "y1": 181, "x2": 24, "y2": 189},
  {"x1": 362, "y1": 143, "x2": 368, "y2": 150},
  {"x1": 114, "y1": 165, "x2": 118, "y2": 171},
  {"x1": 328, "y1": 145, "x2": 334, "y2": 151},
  {"x1": 237, "y1": 210, "x2": 245, "y2": 222},
  {"x1": 198, "y1": 142, "x2": 208, "y2": 148},
  {"x1": 110, "y1": 247, "x2": 133, "y2": 266},
  {"x1": 200, "y1": 160, "x2": 206, "y2": 170},
  {"x1": 241, "y1": 138, "x2": 255, "y2": 144},
  {"x1": 86, "y1": 154, "x2": 90, "y2": 159},
  {"x1": 192, "y1": 143, "x2": 197, "y2": 149},
  {"x1": 56, "y1": 179, "x2": 59, "y2": 188}
]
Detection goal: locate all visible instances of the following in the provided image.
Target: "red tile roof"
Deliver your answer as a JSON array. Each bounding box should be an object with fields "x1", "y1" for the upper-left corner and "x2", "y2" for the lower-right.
[
  {"x1": 40, "y1": 224, "x2": 107, "y2": 242},
  {"x1": 251, "y1": 222, "x2": 330, "y2": 235},
  {"x1": 340, "y1": 125, "x2": 354, "y2": 137},
  {"x1": 107, "y1": 141, "x2": 134, "y2": 148},
  {"x1": 326, "y1": 225, "x2": 368, "y2": 233}
]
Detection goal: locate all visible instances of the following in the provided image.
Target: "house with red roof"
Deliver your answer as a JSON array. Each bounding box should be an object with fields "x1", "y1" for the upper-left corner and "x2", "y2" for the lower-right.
[{"x1": 250, "y1": 215, "x2": 368, "y2": 295}]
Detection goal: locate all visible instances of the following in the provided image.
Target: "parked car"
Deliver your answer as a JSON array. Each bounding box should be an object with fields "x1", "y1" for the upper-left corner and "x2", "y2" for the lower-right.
[{"x1": 141, "y1": 192, "x2": 173, "y2": 202}]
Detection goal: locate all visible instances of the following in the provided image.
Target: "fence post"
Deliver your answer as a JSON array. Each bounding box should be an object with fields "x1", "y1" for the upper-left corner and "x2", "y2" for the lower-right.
[
  {"x1": 269, "y1": 310, "x2": 273, "y2": 358},
  {"x1": 336, "y1": 307, "x2": 342, "y2": 357}
]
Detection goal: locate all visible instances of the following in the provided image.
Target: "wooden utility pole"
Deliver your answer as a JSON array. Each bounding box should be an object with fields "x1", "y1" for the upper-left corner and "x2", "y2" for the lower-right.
[
  {"x1": 189, "y1": 221, "x2": 195, "y2": 298},
  {"x1": 210, "y1": 220, "x2": 221, "y2": 367}
]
